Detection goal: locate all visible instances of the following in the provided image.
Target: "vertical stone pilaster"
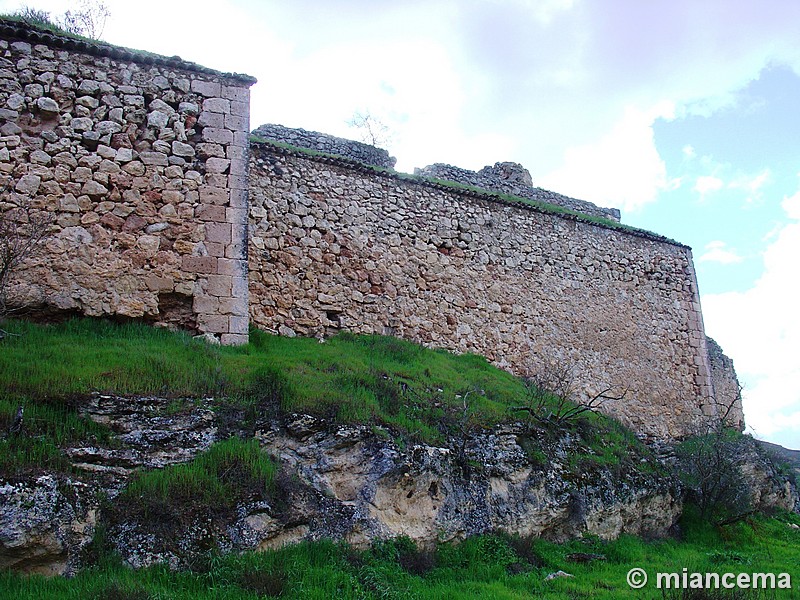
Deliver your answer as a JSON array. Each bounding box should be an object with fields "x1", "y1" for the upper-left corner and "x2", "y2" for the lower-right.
[
  {"x1": 684, "y1": 248, "x2": 715, "y2": 416},
  {"x1": 194, "y1": 83, "x2": 253, "y2": 345}
]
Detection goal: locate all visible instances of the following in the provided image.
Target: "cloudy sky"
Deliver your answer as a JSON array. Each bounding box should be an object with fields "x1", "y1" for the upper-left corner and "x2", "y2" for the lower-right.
[{"x1": 3, "y1": 0, "x2": 800, "y2": 448}]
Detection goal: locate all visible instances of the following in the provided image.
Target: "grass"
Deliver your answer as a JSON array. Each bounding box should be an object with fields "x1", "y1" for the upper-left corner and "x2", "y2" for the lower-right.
[
  {"x1": 122, "y1": 437, "x2": 277, "y2": 514},
  {"x1": 1, "y1": 509, "x2": 798, "y2": 598},
  {"x1": 0, "y1": 318, "x2": 657, "y2": 479}
]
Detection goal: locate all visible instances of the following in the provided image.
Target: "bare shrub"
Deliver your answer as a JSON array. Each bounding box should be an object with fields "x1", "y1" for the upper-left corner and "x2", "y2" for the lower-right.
[
  {"x1": 57, "y1": 0, "x2": 111, "y2": 39},
  {"x1": 0, "y1": 189, "x2": 55, "y2": 335},
  {"x1": 513, "y1": 363, "x2": 626, "y2": 427},
  {"x1": 347, "y1": 110, "x2": 392, "y2": 148},
  {"x1": 676, "y1": 389, "x2": 753, "y2": 525}
]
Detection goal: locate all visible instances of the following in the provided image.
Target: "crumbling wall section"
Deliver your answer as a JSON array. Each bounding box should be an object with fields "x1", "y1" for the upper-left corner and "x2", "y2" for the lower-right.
[
  {"x1": 415, "y1": 161, "x2": 622, "y2": 222},
  {"x1": 0, "y1": 21, "x2": 254, "y2": 343},
  {"x1": 706, "y1": 336, "x2": 746, "y2": 430},
  {"x1": 252, "y1": 123, "x2": 396, "y2": 169}
]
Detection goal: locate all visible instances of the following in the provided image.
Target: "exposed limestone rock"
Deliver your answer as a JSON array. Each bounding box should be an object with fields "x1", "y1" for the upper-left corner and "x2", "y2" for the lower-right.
[
  {"x1": 1, "y1": 394, "x2": 796, "y2": 575},
  {"x1": 0, "y1": 475, "x2": 96, "y2": 576}
]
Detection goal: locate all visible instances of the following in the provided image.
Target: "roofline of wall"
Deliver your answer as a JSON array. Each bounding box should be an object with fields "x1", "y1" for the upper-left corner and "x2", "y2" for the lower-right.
[
  {"x1": 250, "y1": 139, "x2": 692, "y2": 251},
  {"x1": 0, "y1": 17, "x2": 257, "y2": 86}
]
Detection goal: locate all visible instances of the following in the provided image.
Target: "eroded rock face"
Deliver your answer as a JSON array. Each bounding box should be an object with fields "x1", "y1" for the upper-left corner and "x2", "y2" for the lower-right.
[
  {"x1": 0, "y1": 395, "x2": 793, "y2": 575},
  {"x1": 0, "y1": 475, "x2": 96, "y2": 576}
]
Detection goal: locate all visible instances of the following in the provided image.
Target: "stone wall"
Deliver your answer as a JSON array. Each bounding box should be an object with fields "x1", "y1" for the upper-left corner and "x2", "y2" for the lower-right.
[
  {"x1": 252, "y1": 123, "x2": 396, "y2": 169},
  {"x1": 248, "y1": 143, "x2": 718, "y2": 439},
  {"x1": 706, "y1": 336, "x2": 746, "y2": 430},
  {"x1": 415, "y1": 161, "x2": 622, "y2": 222},
  {"x1": 0, "y1": 20, "x2": 254, "y2": 344}
]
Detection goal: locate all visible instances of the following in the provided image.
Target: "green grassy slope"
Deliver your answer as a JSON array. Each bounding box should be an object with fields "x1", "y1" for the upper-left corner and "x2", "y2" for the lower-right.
[
  {"x1": 1, "y1": 509, "x2": 799, "y2": 599},
  {"x1": 1, "y1": 319, "x2": 799, "y2": 598}
]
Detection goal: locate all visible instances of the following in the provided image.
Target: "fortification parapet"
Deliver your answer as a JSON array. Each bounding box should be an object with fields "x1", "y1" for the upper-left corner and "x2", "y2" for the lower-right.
[
  {"x1": 415, "y1": 161, "x2": 621, "y2": 222},
  {"x1": 252, "y1": 123, "x2": 396, "y2": 170}
]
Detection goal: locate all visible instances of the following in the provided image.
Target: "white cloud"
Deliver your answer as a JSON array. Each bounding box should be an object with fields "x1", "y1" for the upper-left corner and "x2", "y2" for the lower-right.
[
  {"x1": 782, "y1": 188, "x2": 800, "y2": 219},
  {"x1": 694, "y1": 175, "x2": 724, "y2": 196},
  {"x1": 537, "y1": 104, "x2": 672, "y2": 212},
  {"x1": 698, "y1": 241, "x2": 744, "y2": 265},
  {"x1": 702, "y1": 196, "x2": 800, "y2": 448},
  {"x1": 728, "y1": 169, "x2": 771, "y2": 204}
]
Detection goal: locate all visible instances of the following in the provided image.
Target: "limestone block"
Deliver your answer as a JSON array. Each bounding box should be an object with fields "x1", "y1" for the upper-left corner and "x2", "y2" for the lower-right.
[
  {"x1": 229, "y1": 315, "x2": 248, "y2": 334},
  {"x1": 199, "y1": 187, "x2": 228, "y2": 205},
  {"x1": 14, "y1": 174, "x2": 41, "y2": 195},
  {"x1": 205, "y1": 223, "x2": 232, "y2": 244},
  {"x1": 182, "y1": 256, "x2": 217, "y2": 274},
  {"x1": 201, "y1": 127, "x2": 233, "y2": 145},
  {"x1": 139, "y1": 152, "x2": 169, "y2": 166},
  {"x1": 218, "y1": 296, "x2": 248, "y2": 317},
  {"x1": 35, "y1": 96, "x2": 59, "y2": 113},
  {"x1": 220, "y1": 333, "x2": 248, "y2": 345},
  {"x1": 195, "y1": 204, "x2": 226, "y2": 222},
  {"x1": 191, "y1": 80, "x2": 221, "y2": 97},
  {"x1": 205, "y1": 158, "x2": 230, "y2": 174},
  {"x1": 217, "y1": 258, "x2": 247, "y2": 277},
  {"x1": 207, "y1": 275, "x2": 232, "y2": 297},
  {"x1": 171, "y1": 141, "x2": 195, "y2": 158},
  {"x1": 81, "y1": 181, "x2": 108, "y2": 197},
  {"x1": 224, "y1": 113, "x2": 248, "y2": 131},
  {"x1": 198, "y1": 313, "x2": 228, "y2": 334},
  {"x1": 193, "y1": 294, "x2": 220, "y2": 313},
  {"x1": 222, "y1": 85, "x2": 249, "y2": 103}
]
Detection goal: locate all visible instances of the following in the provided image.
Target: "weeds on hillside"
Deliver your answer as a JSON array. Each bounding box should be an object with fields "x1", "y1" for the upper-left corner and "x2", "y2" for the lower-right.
[{"x1": 3, "y1": 510, "x2": 799, "y2": 599}]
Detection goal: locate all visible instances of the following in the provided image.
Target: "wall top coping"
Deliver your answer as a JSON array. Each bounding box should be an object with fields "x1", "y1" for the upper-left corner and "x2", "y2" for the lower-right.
[
  {"x1": 0, "y1": 17, "x2": 257, "y2": 86},
  {"x1": 250, "y1": 138, "x2": 691, "y2": 251}
]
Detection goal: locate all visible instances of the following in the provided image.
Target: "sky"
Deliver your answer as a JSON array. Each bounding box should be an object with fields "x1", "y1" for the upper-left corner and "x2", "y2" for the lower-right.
[{"x1": 2, "y1": 0, "x2": 799, "y2": 449}]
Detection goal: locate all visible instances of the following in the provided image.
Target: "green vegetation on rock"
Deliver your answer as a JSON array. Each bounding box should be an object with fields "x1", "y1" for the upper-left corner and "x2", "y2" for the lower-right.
[{"x1": 1, "y1": 508, "x2": 798, "y2": 599}]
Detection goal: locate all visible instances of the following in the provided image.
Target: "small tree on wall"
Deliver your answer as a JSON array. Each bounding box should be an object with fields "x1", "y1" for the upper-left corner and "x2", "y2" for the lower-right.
[
  {"x1": 347, "y1": 110, "x2": 392, "y2": 148},
  {"x1": 14, "y1": 1, "x2": 110, "y2": 40}
]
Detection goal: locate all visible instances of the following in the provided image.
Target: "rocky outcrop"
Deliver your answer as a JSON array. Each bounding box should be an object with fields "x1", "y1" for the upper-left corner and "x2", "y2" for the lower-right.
[
  {"x1": 0, "y1": 475, "x2": 96, "y2": 575},
  {"x1": 0, "y1": 394, "x2": 682, "y2": 574},
  {"x1": 2, "y1": 393, "x2": 796, "y2": 575},
  {"x1": 738, "y1": 437, "x2": 797, "y2": 513}
]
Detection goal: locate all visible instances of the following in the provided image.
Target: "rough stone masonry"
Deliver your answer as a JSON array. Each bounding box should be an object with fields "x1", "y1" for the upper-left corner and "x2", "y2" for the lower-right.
[
  {"x1": 0, "y1": 19, "x2": 743, "y2": 438},
  {"x1": 0, "y1": 19, "x2": 254, "y2": 344}
]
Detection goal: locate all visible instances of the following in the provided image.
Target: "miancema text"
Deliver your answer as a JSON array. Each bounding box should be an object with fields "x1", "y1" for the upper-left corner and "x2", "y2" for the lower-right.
[{"x1": 658, "y1": 570, "x2": 792, "y2": 590}]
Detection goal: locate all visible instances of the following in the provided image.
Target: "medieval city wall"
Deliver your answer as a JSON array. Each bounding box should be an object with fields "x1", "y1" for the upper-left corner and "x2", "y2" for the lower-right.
[
  {"x1": 247, "y1": 143, "x2": 717, "y2": 438},
  {"x1": 0, "y1": 21, "x2": 253, "y2": 344},
  {"x1": 0, "y1": 20, "x2": 744, "y2": 439}
]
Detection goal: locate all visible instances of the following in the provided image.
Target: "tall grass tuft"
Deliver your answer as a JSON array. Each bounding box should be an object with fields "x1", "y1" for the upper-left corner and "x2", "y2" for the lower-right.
[{"x1": 123, "y1": 437, "x2": 276, "y2": 514}]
